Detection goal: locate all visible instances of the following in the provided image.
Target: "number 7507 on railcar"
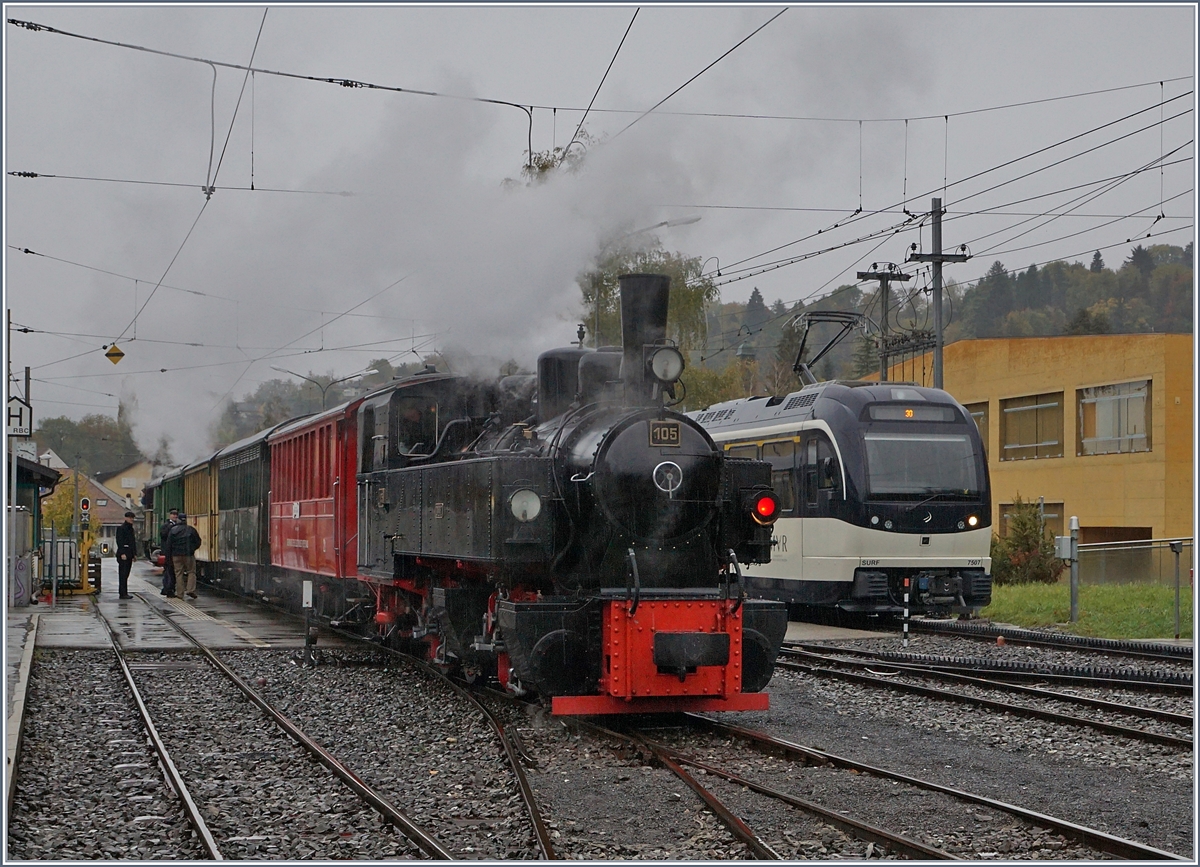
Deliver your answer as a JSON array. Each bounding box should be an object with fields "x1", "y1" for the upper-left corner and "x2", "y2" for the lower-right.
[{"x1": 690, "y1": 382, "x2": 993, "y2": 617}]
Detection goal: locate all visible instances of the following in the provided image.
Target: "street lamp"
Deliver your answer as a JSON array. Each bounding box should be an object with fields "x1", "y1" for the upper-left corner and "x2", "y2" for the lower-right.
[
  {"x1": 593, "y1": 215, "x2": 702, "y2": 347},
  {"x1": 271, "y1": 366, "x2": 379, "y2": 410}
]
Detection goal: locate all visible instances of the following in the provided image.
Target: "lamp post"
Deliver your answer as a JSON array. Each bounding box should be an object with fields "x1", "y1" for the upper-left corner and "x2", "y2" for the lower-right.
[
  {"x1": 593, "y1": 215, "x2": 702, "y2": 347},
  {"x1": 271, "y1": 366, "x2": 379, "y2": 410}
]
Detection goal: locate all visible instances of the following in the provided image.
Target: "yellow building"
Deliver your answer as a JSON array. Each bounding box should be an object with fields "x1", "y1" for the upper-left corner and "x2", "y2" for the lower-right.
[{"x1": 886, "y1": 334, "x2": 1193, "y2": 543}]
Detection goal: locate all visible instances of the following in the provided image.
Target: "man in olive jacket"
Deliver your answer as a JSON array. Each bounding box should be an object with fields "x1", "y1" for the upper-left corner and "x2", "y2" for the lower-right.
[{"x1": 165, "y1": 513, "x2": 202, "y2": 600}]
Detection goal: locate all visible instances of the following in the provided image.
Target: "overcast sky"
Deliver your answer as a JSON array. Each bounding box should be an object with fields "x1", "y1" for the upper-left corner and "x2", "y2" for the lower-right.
[{"x1": 4, "y1": 3, "x2": 1195, "y2": 463}]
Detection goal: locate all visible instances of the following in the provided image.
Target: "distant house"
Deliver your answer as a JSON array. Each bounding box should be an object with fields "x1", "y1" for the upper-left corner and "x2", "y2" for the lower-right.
[
  {"x1": 37, "y1": 448, "x2": 69, "y2": 470},
  {"x1": 96, "y1": 459, "x2": 157, "y2": 511}
]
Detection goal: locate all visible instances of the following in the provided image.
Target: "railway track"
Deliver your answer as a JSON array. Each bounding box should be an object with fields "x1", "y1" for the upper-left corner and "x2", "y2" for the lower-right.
[
  {"x1": 783, "y1": 642, "x2": 1194, "y2": 690},
  {"x1": 778, "y1": 650, "x2": 1193, "y2": 748},
  {"x1": 907, "y1": 619, "x2": 1194, "y2": 662},
  {"x1": 131, "y1": 598, "x2": 451, "y2": 859},
  {"x1": 680, "y1": 715, "x2": 1189, "y2": 861}
]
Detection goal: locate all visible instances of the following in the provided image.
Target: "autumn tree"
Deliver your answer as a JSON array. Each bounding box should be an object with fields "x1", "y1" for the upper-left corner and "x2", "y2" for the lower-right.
[{"x1": 578, "y1": 244, "x2": 719, "y2": 353}]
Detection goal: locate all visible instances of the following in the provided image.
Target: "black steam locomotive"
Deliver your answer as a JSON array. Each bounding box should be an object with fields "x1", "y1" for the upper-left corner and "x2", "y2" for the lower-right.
[{"x1": 355, "y1": 274, "x2": 788, "y2": 713}]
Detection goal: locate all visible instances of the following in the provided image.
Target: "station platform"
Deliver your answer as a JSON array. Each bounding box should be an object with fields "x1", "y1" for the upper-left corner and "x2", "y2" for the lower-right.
[{"x1": 5, "y1": 557, "x2": 351, "y2": 717}]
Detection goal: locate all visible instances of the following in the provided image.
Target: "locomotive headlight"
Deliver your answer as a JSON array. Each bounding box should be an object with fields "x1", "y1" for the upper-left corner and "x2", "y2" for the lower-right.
[
  {"x1": 648, "y1": 347, "x2": 685, "y2": 383},
  {"x1": 967, "y1": 515, "x2": 979, "y2": 527},
  {"x1": 509, "y1": 489, "x2": 542, "y2": 522}
]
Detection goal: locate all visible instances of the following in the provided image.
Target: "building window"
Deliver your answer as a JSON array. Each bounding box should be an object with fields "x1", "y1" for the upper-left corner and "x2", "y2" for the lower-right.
[
  {"x1": 96, "y1": 498, "x2": 108, "y2": 506},
  {"x1": 121, "y1": 477, "x2": 137, "y2": 489},
  {"x1": 1000, "y1": 392, "x2": 1063, "y2": 460},
  {"x1": 1077, "y1": 380, "x2": 1151, "y2": 455},
  {"x1": 999, "y1": 501, "x2": 1064, "y2": 539},
  {"x1": 964, "y1": 401, "x2": 989, "y2": 458}
]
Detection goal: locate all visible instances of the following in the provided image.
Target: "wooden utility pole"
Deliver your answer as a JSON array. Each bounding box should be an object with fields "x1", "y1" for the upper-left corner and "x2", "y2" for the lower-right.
[
  {"x1": 857, "y1": 265, "x2": 911, "y2": 382},
  {"x1": 907, "y1": 197, "x2": 969, "y2": 389}
]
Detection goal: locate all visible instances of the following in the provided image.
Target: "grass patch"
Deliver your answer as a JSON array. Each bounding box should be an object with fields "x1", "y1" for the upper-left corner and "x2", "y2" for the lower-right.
[{"x1": 981, "y1": 581, "x2": 1193, "y2": 640}]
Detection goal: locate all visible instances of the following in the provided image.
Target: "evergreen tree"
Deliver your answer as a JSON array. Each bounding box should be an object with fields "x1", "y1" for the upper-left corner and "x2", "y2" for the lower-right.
[
  {"x1": 743, "y1": 287, "x2": 769, "y2": 332},
  {"x1": 1126, "y1": 245, "x2": 1154, "y2": 279},
  {"x1": 851, "y1": 333, "x2": 879, "y2": 379},
  {"x1": 1089, "y1": 251, "x2": 1104, "y2": 273},
  {"x1": 990, "y1": 496, "x2": 1065, "y2": 585}
]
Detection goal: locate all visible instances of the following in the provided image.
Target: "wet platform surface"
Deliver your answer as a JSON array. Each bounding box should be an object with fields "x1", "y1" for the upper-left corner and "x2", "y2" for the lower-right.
[{"x1": 10, "y1": 558, "x2": 356, "y2": 658}]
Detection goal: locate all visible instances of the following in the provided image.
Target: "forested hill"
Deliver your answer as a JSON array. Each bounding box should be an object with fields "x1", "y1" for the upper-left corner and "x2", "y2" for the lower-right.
[
  {"x1": 949, "y1": 242, "x2": 1192, "y2": 339},
  {"x1": 705, "y1": 242, "x2": 1193, "y2": 389}
]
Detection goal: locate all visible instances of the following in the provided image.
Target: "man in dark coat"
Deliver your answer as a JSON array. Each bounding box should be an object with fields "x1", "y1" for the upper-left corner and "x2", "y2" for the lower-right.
[
  {"x1": 166, "y1": 514, "x2": 202, "y2": 600},
  {"x1": 160, "y1": 509, "x2": 179, "y2": 597},
  {"x1": 115, "y1": 510, "x2": 138, "y2": 599}
]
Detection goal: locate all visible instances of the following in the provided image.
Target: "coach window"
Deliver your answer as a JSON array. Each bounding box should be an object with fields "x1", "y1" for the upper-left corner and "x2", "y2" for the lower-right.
[
  {"x1": 725, "y1": 443, "x2": 758, "y2": 459},
  {"x1": 1077, "y1": 380, "x2": 1150, "y2": 455},
  {"x1": 761, "y1": 440, "x2": 796, "y2": 514},
  {"x1": 1000, "y1": 392, "x2": 1063, "y2": 460}
]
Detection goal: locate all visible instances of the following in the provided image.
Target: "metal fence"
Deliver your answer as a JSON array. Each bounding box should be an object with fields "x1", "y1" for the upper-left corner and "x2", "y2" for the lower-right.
[{"x1": 1077, "y1": 538, "x2": 1193, "y2": 587}]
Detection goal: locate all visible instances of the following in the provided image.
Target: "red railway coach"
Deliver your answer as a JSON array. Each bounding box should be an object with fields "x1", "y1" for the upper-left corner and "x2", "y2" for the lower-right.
[{"x1": 267, "y1": 399, "x2": 362, "y2": 582}]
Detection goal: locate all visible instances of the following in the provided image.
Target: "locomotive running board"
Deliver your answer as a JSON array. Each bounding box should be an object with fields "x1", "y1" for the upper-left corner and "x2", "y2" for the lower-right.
[{"x1": 551, "y1": 693, "x2": 769, "y2": 716}]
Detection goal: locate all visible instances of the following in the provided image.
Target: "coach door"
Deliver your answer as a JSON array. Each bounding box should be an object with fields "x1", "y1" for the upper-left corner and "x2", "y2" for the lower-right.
[
  {"x1": 801, "y1": 431, "x2": 842, "y2": 581},
  {"x1": 760, "y1": 439, "x2": 800, "y2": 579}
]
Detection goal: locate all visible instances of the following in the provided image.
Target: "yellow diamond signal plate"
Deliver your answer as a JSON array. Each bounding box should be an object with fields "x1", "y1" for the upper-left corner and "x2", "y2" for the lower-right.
[{"x1": 105, "y1": 344, "x2": 125, "y2": 364}]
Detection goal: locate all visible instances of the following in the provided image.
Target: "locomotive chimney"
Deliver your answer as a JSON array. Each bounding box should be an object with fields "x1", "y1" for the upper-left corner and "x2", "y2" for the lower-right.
[{"x1": 618, "y1": 273, "x2": 670, "y2": 402}]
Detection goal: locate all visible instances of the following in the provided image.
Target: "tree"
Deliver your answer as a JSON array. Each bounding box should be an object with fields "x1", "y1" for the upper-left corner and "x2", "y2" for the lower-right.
[
  {"x1": 678, "y1": 361, "x2": 745, "y2": 412},
  {"x1": 42, "y1": 469, "x2": 81, "y2": 535},
  {"x1": 851, "y1": 333, "x2": 878, "y2": 379},
  {"x1": 1089, "y1": 251, "x2": 1105, "y2": 273},
  {"x1": 1125, "y1": 245, "x2": 1154, "y2": 280},
  {"x1": 1065, "y1": 307, "x2": 1110, "y2": 335},
  {"x1": 578, "y1": 245, "x2": 719, "y2": 353},
  {"x1": 990, "y1": 496, "x2": 1066, "y2": 586},
  {"x1": 743, "y1": 288, "x2": 769, "y2": 333},
  {"x1": 34, "y1": 405, "x2": 144, "y2": 476}
]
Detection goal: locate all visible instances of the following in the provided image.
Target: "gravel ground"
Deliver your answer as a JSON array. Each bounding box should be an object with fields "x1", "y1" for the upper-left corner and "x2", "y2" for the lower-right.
[
  {"x1": 648, "y1": 726, "x2": 1107, "y2": 859},
  {"x1": 740, "y1": 651, "x2": 1193, "y2": 858},
  {"x1": 219, "y1": 648, "x2": 542, "y2": 859},
  {"x1": 130, "y1": 649, "x2": 426, "y2": 860},
  {"x1": 488, "y1": 698, "x2": 756, "y2": 860},
  {"x1": 8, "y1": 649, "x2": 205, "y2": 860}
]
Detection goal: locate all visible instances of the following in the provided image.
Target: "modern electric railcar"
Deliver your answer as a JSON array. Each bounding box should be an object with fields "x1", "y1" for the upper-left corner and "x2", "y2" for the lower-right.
[{"x1": 690, "y1": 380, "x2": 993, "y2": 616}]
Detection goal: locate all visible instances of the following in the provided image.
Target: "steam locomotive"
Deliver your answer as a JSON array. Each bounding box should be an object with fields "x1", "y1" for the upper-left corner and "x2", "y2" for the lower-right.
[{"x1": 148, "y1": 274, "x2": 788, "y2": 715}]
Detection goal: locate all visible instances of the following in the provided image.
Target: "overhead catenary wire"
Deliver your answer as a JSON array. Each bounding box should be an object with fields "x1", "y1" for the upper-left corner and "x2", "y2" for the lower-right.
[
  {"x1": 610, "y1": 7, "x2": 789, "y2": 140},
  {"x1": 6, "y1": 20, "x2": 1187, "y2": 128},
  {"x1": 705, "y1": 96, "x2": 1192, "y2": 285},
  {"x1": 565, "y1": 7, "x2": 639, "y2": 155}
]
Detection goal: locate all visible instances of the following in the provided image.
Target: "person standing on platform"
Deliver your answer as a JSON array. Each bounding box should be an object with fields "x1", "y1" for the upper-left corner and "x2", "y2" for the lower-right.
[
  {"x1": 115, "y1": 510, "x2": 137, "y2": 599},
  {"x1": 160, "y1": 509, "x2": 179, "y2": 597},
  {"x1": 166, "y1": 514, "x2": 202, "y2": 600}
]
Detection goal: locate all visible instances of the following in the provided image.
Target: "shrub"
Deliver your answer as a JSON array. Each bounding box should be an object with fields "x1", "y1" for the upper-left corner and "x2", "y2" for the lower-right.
[{"x1": 990, "y1": 495, "x2": 1066, "y2": 586}]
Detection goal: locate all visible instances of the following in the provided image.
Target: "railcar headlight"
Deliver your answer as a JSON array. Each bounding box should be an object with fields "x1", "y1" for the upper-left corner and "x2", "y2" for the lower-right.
[
  {"x1": 649, "y1": 347, "x2": 685, "y2": 383},
  {"x1": 967, "y1": 515, "x2": 979, "y2": 527},
  {"x1": 509, "y1": 489, "x2": 542, "y2": 522}
]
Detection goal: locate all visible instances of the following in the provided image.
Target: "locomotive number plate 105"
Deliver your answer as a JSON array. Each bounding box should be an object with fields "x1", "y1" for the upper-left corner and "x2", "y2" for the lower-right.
[{"x1": 649, "y1": 420, "x2": 682, "y2": 447}]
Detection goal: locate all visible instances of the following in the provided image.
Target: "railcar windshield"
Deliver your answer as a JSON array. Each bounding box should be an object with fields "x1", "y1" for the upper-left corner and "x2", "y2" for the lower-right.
[{"x1": 863, "y1": 432, "x2": 980, "y2": 499}]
